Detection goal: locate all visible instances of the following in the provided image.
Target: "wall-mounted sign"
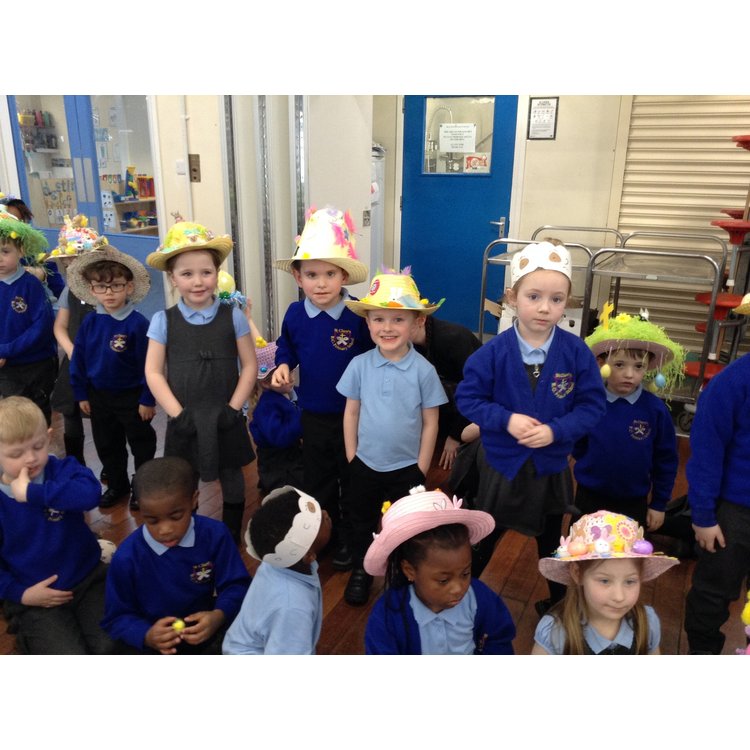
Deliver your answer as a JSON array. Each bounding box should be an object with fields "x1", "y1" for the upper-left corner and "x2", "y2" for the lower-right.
[{"x1": 528, "y1": 97, "x2": 559, "y2": 140}]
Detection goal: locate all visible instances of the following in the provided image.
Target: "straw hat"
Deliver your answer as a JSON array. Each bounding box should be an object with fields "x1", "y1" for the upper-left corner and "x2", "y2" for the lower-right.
[
  {"x1": 538, "y1": 510, "x2": 679, "y2": 586},
  {"x1": 146, "y1": 221, "x2": 233, "y2": 271},
  {"x1": 66, "y1": 245, "x2": 151, "y2": 306},
  {"x1": 244, "y1": 486, "x2": 322, "y2": 569},
  {"x1": 274, "y1": 206, "x2": 368, "y2": 284},
  {"x1": 345, "y1": 267, "x2": 445, "y2": 317},
  {"x1": 733, "y1": 293, "x2": 750, "y2": 316},
  {"x1": 510, "y1": 241, "x2": 571, "y2": 287},
  {"x1": 363, "y1": 486, "x2": 495, "y2": 577},
  {"x1": 46, "y1": 214, "x2": 108, "y2": 260}
]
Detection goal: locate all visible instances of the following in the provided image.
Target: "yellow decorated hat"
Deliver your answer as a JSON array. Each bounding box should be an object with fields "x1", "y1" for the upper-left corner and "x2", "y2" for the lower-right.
[
  {"x1": 345, "y1": 267, "x2": 445, "y2": 317},
  {"x1": 46, "y1": 214, "x2": 108, "y2": 260},
  {"x1": 273, "y1": 206, "x2": 368, "y2": 284},
  {"x1": 146, "y1": 221, "x2": 233, "y2": 271}
]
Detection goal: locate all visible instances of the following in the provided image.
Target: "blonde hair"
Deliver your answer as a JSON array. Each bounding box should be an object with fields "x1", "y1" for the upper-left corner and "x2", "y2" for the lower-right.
[
  {"x1": 550, "y1": 559, "x2": 650, "y2": 655},
  {"x1": 0, "y1": 396, "x2": 47, "y2": 444}
]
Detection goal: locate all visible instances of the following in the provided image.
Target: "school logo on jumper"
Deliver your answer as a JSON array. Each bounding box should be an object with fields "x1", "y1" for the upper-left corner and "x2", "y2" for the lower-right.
[
  {"x1": 551, "y1": 372, "x2": 574, "y2": 399},
  {"x1": 110, "y1": 333, "x2": 128, "y2": 352},
  {"x1": 44, "y1": 508, "x2": 65, "y2": 522},
  {"x1": 331, "y1": 328, "x2": 354, "y2": 350},
  {"x1": 190, "y1": 561, "x2": 214, "y2": 584},
  {"x1": 629, "y1": 419, "x2": 651, "y2": 440},
  {"x1": 10, "y1": 295, "x2": 27, "y2": 314}
]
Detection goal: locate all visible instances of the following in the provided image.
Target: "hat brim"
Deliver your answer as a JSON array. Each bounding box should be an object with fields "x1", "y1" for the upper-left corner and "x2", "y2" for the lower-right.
[
  {"x1": 363, "y1": 508, "x2": 495, "y2": 577},
  {"x1": 345, "y1": 299, "x2": 443, "y2": 317},
  {"x1": 146, "y1": 237, "x2": 233, "y2": 271},
  {"x1": 538, "y1": 551, "x2": 679, "y2": 586},
  {"x1": 589, "y1": 338, "x2": 673, "y2": 369},
  {"x1": 273, "y1": 256, "x2": 369, "y2": 284},
  {"x1": 66, "y1": 246, "x2": 151, "y2": 306}
]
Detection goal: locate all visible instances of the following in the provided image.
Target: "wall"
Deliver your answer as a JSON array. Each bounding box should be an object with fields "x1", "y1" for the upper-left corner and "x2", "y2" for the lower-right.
[{"x1": 372, "y1": 95, "x2": 400, "y2": 269}]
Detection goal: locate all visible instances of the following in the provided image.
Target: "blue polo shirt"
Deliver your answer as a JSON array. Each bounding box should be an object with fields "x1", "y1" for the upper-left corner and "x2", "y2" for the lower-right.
[
  {"x1": 409, "y1": 583, "x2": 477, "y2": 655},
  {"x1": 336, "y1": 343, "x2": 447, "y2": 471},
  {"x1": 147, "y1": 297, "x2": 250, "y2": 343}
]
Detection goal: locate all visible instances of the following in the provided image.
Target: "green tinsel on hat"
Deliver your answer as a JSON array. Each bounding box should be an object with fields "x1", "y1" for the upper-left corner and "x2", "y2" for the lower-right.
[
  {"x1": 585, "y1": 308, "x2": 686, "y2": 393},
  {"x1": 0, "y1": 210, "x2": 49, "y2": 260}
]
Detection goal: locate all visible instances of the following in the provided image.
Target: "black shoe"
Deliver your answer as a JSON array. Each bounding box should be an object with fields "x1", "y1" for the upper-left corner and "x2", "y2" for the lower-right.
[
  {"x1": 344, "y1": 568, "x2": 372, "y2": 606},
  {"x1": 99, "y1": 487, "x2": 129, "y2": 509},
  {"x1": 99, "y1": 469, "x2": 108, "y2": 484},
  {"x1": 128, "y1": 475, "x2": 139, "y2": 510},
  {"x1": 332, "y1": 544, "x2": 353, "y2": 571},
  {"x1": 534, "y1": 599, "x2": 553, "y2": 618}
]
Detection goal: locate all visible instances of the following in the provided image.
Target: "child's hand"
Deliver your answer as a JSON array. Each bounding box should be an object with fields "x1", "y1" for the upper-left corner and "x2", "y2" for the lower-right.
[
  {"x1": 507, "y1": 413, "x2": 542, "y2": 440},
  {"x1": 10, "y1": 466, "x2": 30, "y2": 502},
  {"x1": 79, "y1": 400, "x2": 91, "y2": 416},
  {"x1": 516, "y1": 424, "x2": 554, "y2": 449},
  {"x1": 646, "y1": 509, "x2": 665, "y2": 532},
  {"x1": 181, "y1": 610, "x2": 225, "y2": 645},
  {"x1": 271, "y1": 363, "x2": 290, "y2": 388},
  {"x1": 21, "y1": 574, "x2": 74, "y2": 608},
  {"x1": 438, "y1": 436, "x2": 461, "y2": 471},
  {"x1": 144, "y1": 616, "x2": 183, "y2": 655},
  {"x1": 138, "y1": 404, "x2": 156, "y2": 421},
  {"x1": 693, "y1": 523, "x2": 726, "y2": 553}
]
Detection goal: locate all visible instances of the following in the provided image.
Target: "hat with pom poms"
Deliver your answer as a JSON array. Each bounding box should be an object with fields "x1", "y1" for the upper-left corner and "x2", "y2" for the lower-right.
[
  {"x1": 585, "y1": 304, "x2": 685, "y2": 392},
  {"x1": 344, "y1": 267, "x2": 445, "y2": 317}
]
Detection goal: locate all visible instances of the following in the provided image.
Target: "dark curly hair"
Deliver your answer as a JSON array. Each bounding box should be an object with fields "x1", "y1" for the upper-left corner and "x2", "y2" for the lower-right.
[
  {"x1": 249, "y1": 488, "x2": 306, "y2": 560},
  {"x1": 133, "y1": 456, "x2": 198, "y2": 503}
]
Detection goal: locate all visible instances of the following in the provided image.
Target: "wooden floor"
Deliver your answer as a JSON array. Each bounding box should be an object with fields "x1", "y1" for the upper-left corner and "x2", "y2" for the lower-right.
[{"x1": 1, "y1": 409, "x2": 746, "y2": 655}]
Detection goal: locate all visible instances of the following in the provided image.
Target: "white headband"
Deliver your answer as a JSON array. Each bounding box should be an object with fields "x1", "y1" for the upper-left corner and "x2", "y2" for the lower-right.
[
  {"x1": 245, "y1": 486, "x2": 322, "y2": 568},
  {"x1": 510, "y1": 241, "x2": 571, "y2": 287}
]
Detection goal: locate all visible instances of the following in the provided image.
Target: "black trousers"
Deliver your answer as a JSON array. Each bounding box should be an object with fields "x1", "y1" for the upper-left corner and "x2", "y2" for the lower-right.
[
  {"x1": 0, "y1": 356, "x2": 58, "y2": 425},
  {"x1": 574, "y1": 484, "x2": 648, "y2": 528},
  {"x1": 347, "y1": 456, "x2": 425, "y2": 566},
  {"x1": 685, "y1": 500, "x2": 750, "y2": 654},
  {"x1": 301, "y1": 410, "x2": 351, "y2": 535},
  {"x1": 89, "y1": 386, "x2": 157, "y2": 493}
]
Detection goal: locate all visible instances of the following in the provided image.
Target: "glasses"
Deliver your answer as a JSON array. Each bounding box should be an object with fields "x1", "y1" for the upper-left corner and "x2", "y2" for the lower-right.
[{"x1": 90, "y1": 282, "x2": 128, "y2": 294}]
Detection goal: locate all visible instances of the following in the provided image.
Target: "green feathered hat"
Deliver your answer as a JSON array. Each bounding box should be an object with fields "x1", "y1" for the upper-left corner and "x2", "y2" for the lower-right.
[
  {"x1": 585, "y1": 305, "x2": 685, "y2": 393},
  {"x1": 0, "y1": 207, "x2": 49, "y2": 261}
]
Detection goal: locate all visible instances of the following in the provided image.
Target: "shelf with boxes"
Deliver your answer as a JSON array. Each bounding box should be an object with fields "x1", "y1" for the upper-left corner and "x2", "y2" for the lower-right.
[
  {"x1": 100, "y1": 170, "x2": 158, "y2": 236},
  {"x1": 17, "y1": 109, "x2": 58, "y2": 153}
]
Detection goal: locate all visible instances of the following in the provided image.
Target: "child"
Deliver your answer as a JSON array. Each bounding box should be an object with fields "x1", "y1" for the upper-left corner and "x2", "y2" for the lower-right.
[
  {"x1": 101, "y1": 456, "x2": 251, "y2": 654},
  {"x1": 684, "y1": 351, "x2": 750, "y2": 654},
  {"x1": 222, "y1": 485, "x2": 331, "y2": 654},
  {"x1": 573, "y1": 308, "x2": 684, "y2": 528},
  {"x1": 145, "y1": 221, "x2": 257, "y2": 543},
  {"x1": 67, "y1": 244, "x2": 156, "y2": 509},
  {"x1": 363, "y1": 485, "x2": 515, "y2": 654},
  {"x1": 455, "y1": 242, "x2": 607, "y2": 604},
  {"x1": 337, "y1": 269, "x2": 448, "y2": 605},
  {"x1": 48, "y1": 215, "x2": 101, "y2": 466},
  {"x1": 0, "y1": 208, "x2": 58, "y2": 425},
  {"x1": 271, "y1": 206, "x2": 372, "y2": 568},
  {"x1": 533, "y1": 510, "x2": 678, "y2": 654},
  {"x1": 0, "y1": 396, "x2": 113, "y2": 654},
  {"x1": 248, "y1": 336, "x2": 304, "y2": 494}
]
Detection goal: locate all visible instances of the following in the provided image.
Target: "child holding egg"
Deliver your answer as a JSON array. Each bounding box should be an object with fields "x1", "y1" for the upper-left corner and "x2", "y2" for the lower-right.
[{"x1": 532, "y1": 510, "x2": 679, "y2": 654}]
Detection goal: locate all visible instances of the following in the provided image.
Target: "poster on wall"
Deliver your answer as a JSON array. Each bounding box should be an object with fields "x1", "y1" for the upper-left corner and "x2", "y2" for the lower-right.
[{"x1": 527, "y1": 97, "x2": 558, "y2": 140}]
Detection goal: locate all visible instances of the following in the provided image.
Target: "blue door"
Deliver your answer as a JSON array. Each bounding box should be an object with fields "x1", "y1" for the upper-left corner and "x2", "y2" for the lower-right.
[
  {"x1": 6, "y1": 95, "x2": 164, "y2": 319},
  {"x1": 400, "y1": 95, "x2": 518, "y2": 331}
]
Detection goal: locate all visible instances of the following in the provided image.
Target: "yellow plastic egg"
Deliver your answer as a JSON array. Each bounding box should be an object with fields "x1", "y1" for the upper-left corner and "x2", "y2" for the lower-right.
[
  {"x1": 172, "y1": 618, "x2": 186, "y2": 632},
  {"x1": 217, "y1": 270, "x2": 236, "y2": 295},
  {"x1": 600, "y1": 364, "x2": 611, "y2": 379}
]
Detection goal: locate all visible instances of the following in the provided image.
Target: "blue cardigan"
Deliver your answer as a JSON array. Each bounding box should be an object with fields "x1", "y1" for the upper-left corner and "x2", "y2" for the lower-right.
[
  {"x1": 456, "y1": 327, "x2": 606, "y2": 479},
  {"x1": 365, "y1": 578, "x2": 516, "y2": 655},
  {"x1": 687, "y1": 353, "x2": 750, "y2": 527}
]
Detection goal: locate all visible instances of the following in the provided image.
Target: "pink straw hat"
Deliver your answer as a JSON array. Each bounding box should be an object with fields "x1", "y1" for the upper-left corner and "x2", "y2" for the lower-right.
[
  {"x1": 538, "y1": 510, "x2": 679, "y2": 586},
  {"x1": 363, "y1": 485, "x2": 495, "y2": 577}
]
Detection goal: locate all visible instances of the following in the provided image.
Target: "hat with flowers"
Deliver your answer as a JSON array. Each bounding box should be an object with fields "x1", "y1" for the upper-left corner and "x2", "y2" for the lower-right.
[
  {"x1": 274, "y1": 206, "x2": 368, "y2": 284},
  {"x1": 538, "y1": 510, "x2": 679, "y2": 586},
  {"x1": 345, "y1": 267, "x2": 444, "y2": 317},
  {"x1": 146, "y1": 220, "x2": 233, "y2": 271}
]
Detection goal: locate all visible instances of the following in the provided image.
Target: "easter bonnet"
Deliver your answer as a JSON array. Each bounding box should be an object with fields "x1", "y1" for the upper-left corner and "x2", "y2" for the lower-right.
[
  {"x1": 274, "y1": 206, "x2": 368, "y2": 284},
  {"x1": 363, "y1": 486, "x2": 494, "y2": 577},
  {"x1": 538, "y1": 510, "x2": 679, "y2": 585},
  {"x1": 345, "y1": 267, "x2": 445, "y2": 317},
  {"x1": 244, "y1": 486, "x2": 322, "y2": 569},
  {"x1": 0, "y1": 203, "x2": 48, "y2": 261},
  {"x1": 146, "y1": 220, "x2": 233, "y2": 271},
  {"x1": 585, "y1": 305, "x2": 686, "y2": 392}
]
